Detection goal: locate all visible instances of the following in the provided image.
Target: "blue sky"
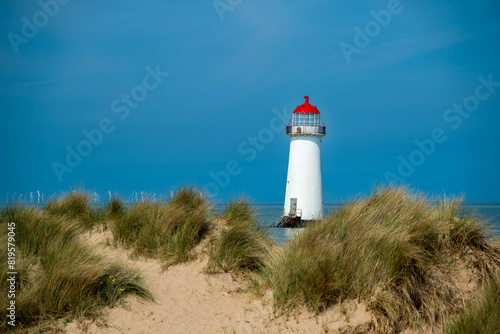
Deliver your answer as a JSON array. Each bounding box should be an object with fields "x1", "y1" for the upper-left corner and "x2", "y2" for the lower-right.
[{"x1": 1, "y1": 0, "x2": 499, "y2": 202}]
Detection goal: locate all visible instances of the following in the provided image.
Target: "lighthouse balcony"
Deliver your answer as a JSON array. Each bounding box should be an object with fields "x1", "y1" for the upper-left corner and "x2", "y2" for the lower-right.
[{"x1": 286, "y1": 125, "x2": 326, "y2": 136}]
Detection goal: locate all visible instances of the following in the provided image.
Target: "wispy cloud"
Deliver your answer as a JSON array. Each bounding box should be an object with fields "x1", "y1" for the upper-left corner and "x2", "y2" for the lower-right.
[{"x1": 20, "y1": 78, "x2": 60, "y2": 88}]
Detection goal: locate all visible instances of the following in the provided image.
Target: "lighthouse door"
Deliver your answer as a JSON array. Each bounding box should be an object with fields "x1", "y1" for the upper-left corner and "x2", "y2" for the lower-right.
[{"x1": 290, "y1": 198, "x2": 297, "y2": 216}]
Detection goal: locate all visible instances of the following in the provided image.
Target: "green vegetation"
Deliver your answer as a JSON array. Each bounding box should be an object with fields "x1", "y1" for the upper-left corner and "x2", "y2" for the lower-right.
[
  {"x1": 45, "y1": 190, "x2": 104, "y2": 230},
  {"x1": 0, "y1": 204, "x2": 151, "y2": 332},
  {"x1": 442, "y1": 272, "x2": 500, "y2": 334},
  {"x1": 220, "y1": 197, "x2": 255, "y2": 223},
  {"x1": 105, "y1": 194, "x2": 125, "y2": 221},
  {"x1": 206, "y1": 198, "x2": 272, "y2": 274},
  {"x1": 111, "y1": 186, "x2": 211, "y2": 267},
  {"x1": 45, "y1": 191, "x2": 91, "y2": 219},
  {"x1": 267, "y1": 186, "x2": 500, "y2": 332}
]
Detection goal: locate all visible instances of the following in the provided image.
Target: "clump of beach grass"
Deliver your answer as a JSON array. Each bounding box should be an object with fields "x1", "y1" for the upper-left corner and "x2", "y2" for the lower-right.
[
  {"x1": 268, "y1": 186, "x2": 500, "y2": 332},
  {"x1": 106, "y1": 194, "x2": 125, "y2": 221},
  {"x1": 442, "y1": 271, "x2": 500, "y2": 334},
  {"x1": 206, "y1": 198, "x2": 273, "y2": 274},
  {"x1": 0, "y1": 204, "x2": 151, "y2": 332},
  {"x1": 220, "y1": 197, "x2": 255, "y2": 223},
  {"x1": 111, "y1": 185, "x2": 211, "y2": 268},
  {"x1": 44, "y1": 190, "x2": 104, "y2": 230}
]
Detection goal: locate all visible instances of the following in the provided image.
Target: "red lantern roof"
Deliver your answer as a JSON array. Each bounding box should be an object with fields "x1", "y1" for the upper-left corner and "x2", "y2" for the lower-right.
[{"x1": 292, "y1": 96, "x2": 320, "y2": 114}]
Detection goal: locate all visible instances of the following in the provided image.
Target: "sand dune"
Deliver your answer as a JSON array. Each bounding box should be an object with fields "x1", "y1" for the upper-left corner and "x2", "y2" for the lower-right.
[{"x1": 64, "y1": 230, "x2": 374, "y2": 334}]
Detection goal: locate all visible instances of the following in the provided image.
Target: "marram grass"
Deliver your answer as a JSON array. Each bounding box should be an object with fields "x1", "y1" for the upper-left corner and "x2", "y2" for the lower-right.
[
  {"x1": 267, "y1": 186, "x2": 500, "y2": 333},
  {"x1": 44, "y1": 190, "x2": 90, "y2": 219},
  {"x1": 220, "y1": 197, "x2": 255, "y2": 223},
  {"x1": 44, "y1": 190, "x2": 105, "y2": 230},
  {"x1": 106, "y1": 194, "x2": 125, "y2": 221},
  {"x1": 111, "y1": 185, "x2": 211, "y2": 268},
  {"x1": 206, "y1": 198, "x2": 273, "y2": 274},
  {"x1": 0, "y1": 204, "x2": 151, "y2": 332}
]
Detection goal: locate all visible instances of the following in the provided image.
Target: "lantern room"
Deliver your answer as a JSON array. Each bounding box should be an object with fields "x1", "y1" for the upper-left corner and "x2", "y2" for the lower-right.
[{"x1": 286, "y1": 96, "x2": 326, "y2": 136}]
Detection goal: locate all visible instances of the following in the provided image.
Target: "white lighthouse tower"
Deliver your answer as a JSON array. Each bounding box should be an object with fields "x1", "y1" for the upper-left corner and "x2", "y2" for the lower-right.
[{"x1": 277, "y1": 96, "x2": 326, "y2": 227}]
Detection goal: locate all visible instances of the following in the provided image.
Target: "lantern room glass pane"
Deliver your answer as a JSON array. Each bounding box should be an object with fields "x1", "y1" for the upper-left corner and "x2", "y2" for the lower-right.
[
  {"x1": 292, "y1": 113, "x2": 303, "y2": 126},
  {"x1": 292, "y1": 113, "x2": 322, "y2": 126}
]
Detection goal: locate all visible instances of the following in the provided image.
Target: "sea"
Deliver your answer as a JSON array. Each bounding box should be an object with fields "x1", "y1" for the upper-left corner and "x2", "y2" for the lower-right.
[{"x1": 254, "y1": 202, "x2": 500, "y2": 246}]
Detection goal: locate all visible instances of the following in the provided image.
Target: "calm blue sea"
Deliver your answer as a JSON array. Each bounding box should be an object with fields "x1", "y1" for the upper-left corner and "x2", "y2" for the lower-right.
[{"x1": 253, "y1": 202, "x2": 500, "y2": 246}]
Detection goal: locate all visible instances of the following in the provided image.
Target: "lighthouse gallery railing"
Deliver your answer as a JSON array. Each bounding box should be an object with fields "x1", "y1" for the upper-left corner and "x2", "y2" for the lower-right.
[{"x1": 286, "y1": 125, "x2": 326, "y2": 135}]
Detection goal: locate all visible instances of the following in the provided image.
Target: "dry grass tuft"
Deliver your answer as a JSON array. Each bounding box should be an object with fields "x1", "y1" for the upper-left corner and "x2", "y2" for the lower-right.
[
  {"x1": 44, "y1": 190, "x2": 105, "y2": 230},
  {"x1": 111, "y1": 185, "x2": 211, "y2": 268},
  {"x1": 105, "y1": 195, "x2": 125, "y2": 221},
  {"x1": 206, "y1": 198, "x2": 273, "y2": 274}
]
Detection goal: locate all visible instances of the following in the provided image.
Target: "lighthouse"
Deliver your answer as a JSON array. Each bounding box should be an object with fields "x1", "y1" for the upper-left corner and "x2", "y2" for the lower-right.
[{"x1": 276, "y1": 96, "x2": 326, "y2": 227}]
